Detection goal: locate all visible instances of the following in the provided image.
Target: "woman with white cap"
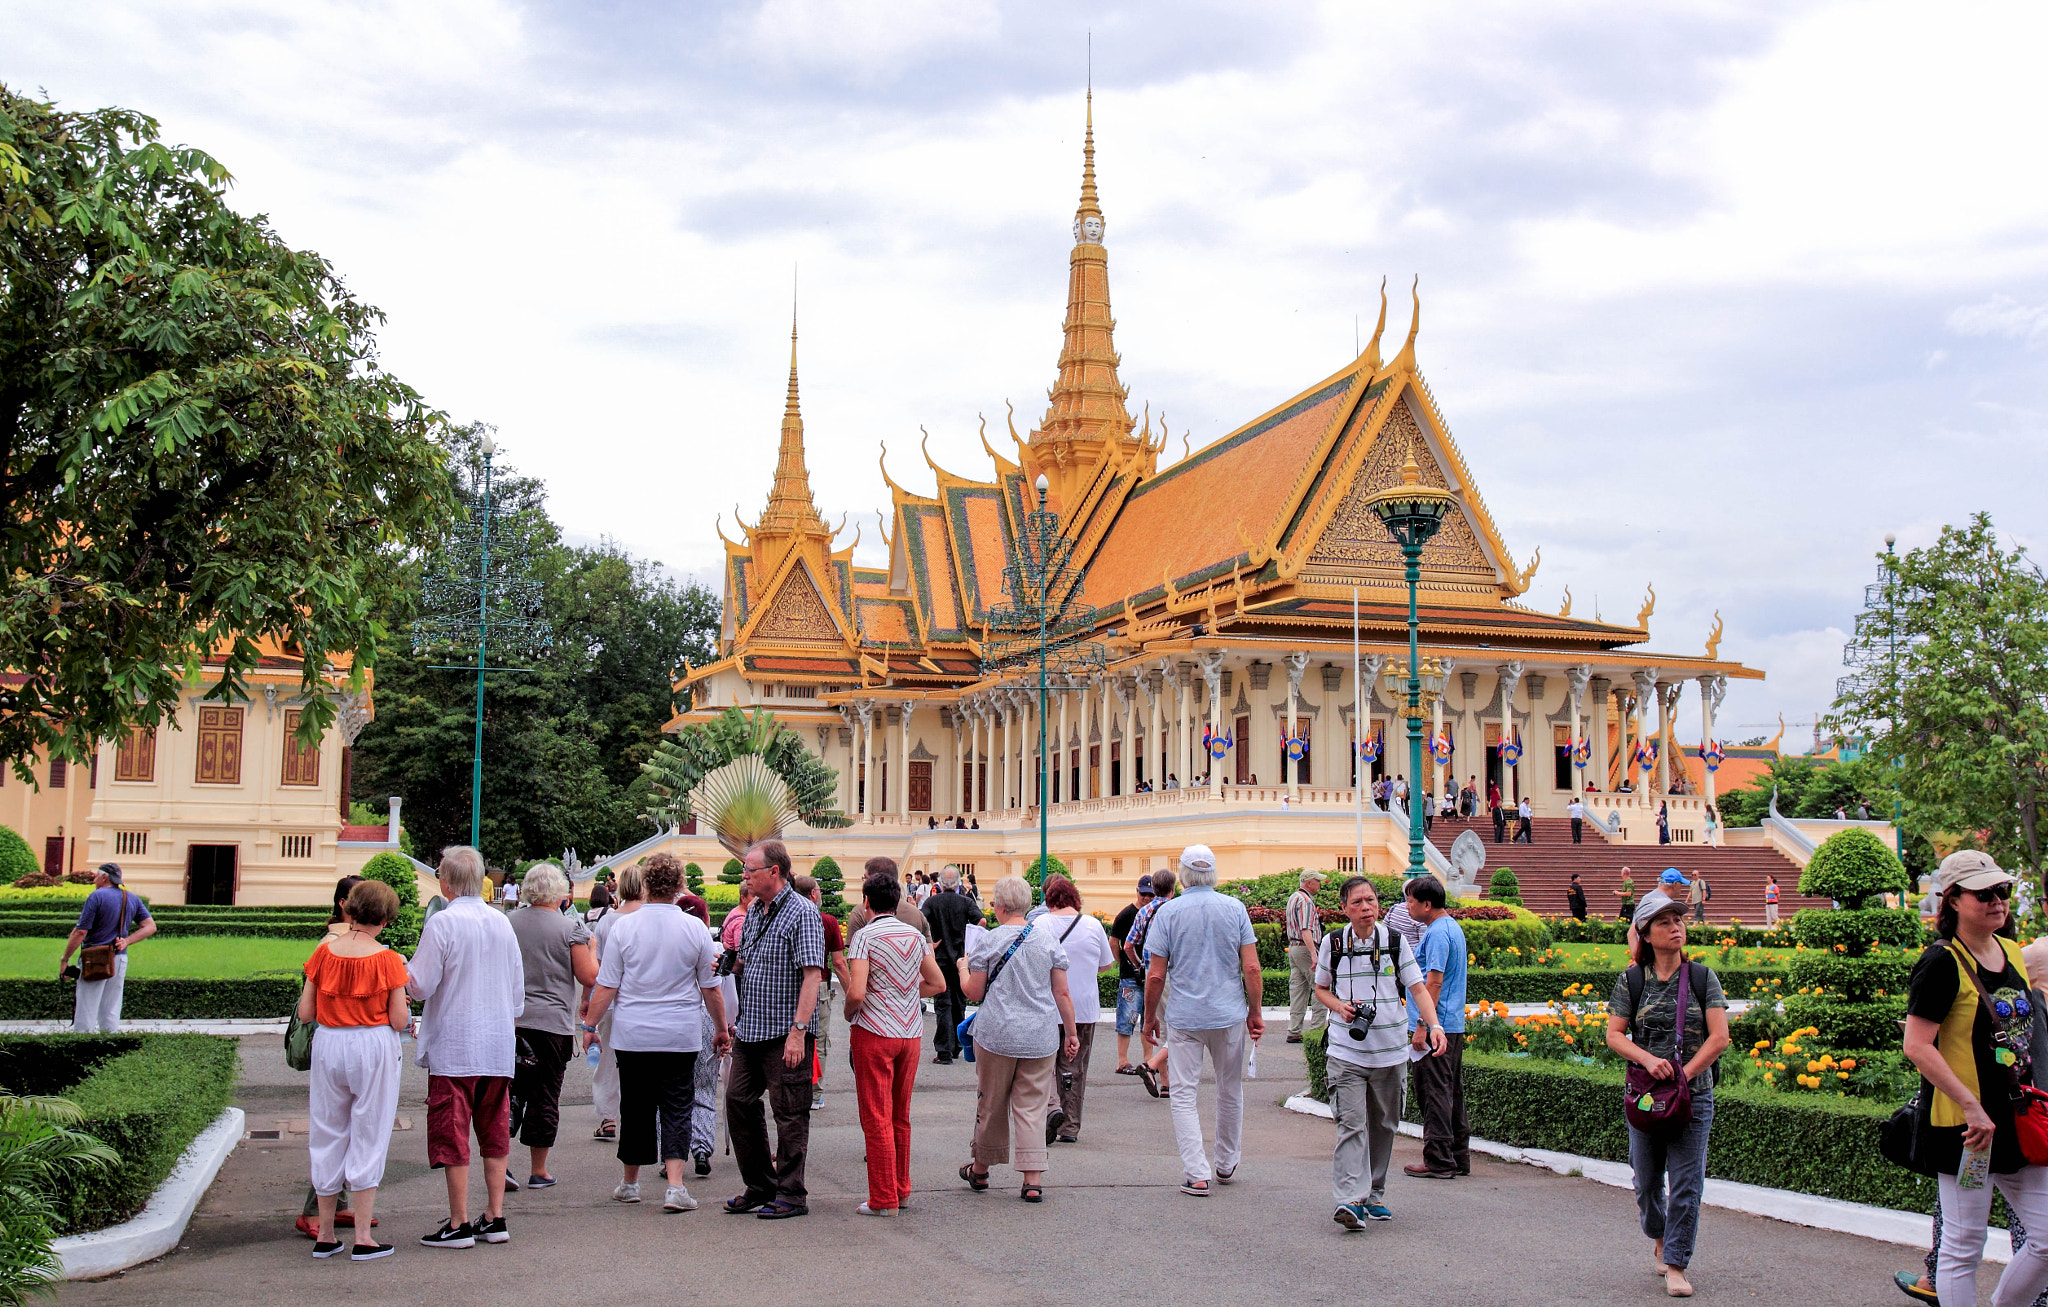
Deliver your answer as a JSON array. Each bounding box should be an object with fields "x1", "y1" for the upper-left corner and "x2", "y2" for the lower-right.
[
  {"x1": 1903, "y1": 850, "x2": 2048, "y2": 1307},
  {"x1": 1606, "y1": 890, "x2": 1730, "y2": 1297}
]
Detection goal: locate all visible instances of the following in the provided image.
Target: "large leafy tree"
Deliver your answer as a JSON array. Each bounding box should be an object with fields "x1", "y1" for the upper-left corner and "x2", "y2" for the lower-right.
[
  {"x1": 1829, "y1": 513, "x2": 2048, "y2": 877},
  {"x1": 0, "y1": 85, "x2": 454, "y2": 775},
  {"x1": 349, "y1": 433, "x2": 719, "y2": 865},
  {"x1": 1716, "y1": 754, "x2": 1932, "y2": 874}
]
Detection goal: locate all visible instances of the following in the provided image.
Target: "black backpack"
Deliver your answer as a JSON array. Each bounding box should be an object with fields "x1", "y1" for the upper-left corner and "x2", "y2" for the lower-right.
[{"x1": 1624, "y1": 961, "x2": 1720, "y2": 1086}]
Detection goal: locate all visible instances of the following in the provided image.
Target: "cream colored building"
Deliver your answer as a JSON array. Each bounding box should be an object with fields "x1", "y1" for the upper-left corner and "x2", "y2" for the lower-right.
[{"x1": 3, "y1": 645, "x2": 402, "y2": 905}]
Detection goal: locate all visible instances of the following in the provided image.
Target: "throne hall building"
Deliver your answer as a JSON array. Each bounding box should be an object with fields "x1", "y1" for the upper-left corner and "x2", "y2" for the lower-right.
[{"x1": 662, "y1": 98, "x2": 1857, "y2": 915}]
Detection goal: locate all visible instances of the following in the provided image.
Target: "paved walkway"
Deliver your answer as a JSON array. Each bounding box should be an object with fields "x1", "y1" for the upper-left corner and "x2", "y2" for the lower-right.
[{"x1": 61, "y1": 1014, "x2": 1922, "y2": 1306}]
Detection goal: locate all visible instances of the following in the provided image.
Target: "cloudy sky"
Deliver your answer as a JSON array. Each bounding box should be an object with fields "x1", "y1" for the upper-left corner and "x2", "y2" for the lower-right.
[{"x1": 12, "y1": 0, "x2": 2047, "y2": 745}]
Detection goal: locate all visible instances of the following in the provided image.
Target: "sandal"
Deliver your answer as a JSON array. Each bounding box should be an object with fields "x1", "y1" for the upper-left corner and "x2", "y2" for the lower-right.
[
  {"x1": 958, "y1": 1163, "x2": 990, "y2": 1192},
  {"x1": 1115, "y1": 1064, "x2": 1140, "y2": 1075},
  {"x1": 1138, "y1": 1065, "x2": 1162, "y2": 1098},
  {"x1": 1020, "y1": 1183, "x2": 1043, "y2": 1203},
  {"x1": 1180, "y1": 1178, "x2": 1210, "y2": 1196}
]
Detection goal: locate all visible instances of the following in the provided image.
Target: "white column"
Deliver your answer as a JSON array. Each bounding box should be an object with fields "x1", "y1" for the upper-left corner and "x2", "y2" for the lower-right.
[
  {"x1": 1496, "y1": 661, "x2": 1524, "y2": 804},
  {"x1": 1055, "y1": 685, "x2": 1070, "y2": 806},
  {"x1": 1701, "y1": 674, "x2": 1727, "y2": 816},
  {"x1": 949, "y1": 708, "x2": 962, "y2": 816},
  {"x1": 1588, "y1": 678, "x2": 1611, "y2": 794},
  {"x1": 1565, "y1": 666, "x2": 1591, "y2": 796},
  {"x1": 859, "y1": 700, "x2": 875, "y2": 823},
  {"x1": 1430, "y1": 678, "x2": 1446, "y2": 807},
  {"x1": 1146, "y1": 670, "x2": 1162, "y2": 789},
  {"x1": 1201, "y1": 651, "x2": 1226, "y2": 799},
  {"x1": 897, "y1": 701, "x2": 914, "y2": 818},
  {"x1": 1285, "y1": 651, "x2": 1308, "y2": 800},
  {"x1": 1356, "y1": 654, "x2": 1385, "y2": 799},
  {"x1": 1657, "y1": 681, "x2": 1681, "y2": 796},
  {"x1": 974, "y1": 699, "x2": 988, "y2": 812},
  {"x1": 1177, "y1": 665, "x2": 1193, "y2": 786}
]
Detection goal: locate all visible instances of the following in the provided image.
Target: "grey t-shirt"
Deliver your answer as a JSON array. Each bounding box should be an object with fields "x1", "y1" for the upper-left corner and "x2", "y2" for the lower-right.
[
  {"x1": 510, "y1": 905, "x2": 592, "y2": 1036},
  {"x1": 967, "y1": 922, "x2": 1070, "y2": 1060},
  {"x1": 1609, "y1": 963, "x2": 1727, "y2": 1092}
]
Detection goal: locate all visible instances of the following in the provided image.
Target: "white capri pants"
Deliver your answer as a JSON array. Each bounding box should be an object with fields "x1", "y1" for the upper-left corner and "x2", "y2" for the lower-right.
[{"x1": 309, "y1": 1023, "x2": 402, "y2": 1196}]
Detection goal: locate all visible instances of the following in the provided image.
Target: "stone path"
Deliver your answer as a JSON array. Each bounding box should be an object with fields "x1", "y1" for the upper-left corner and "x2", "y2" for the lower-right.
[{"x1": 60, "y1": 1014, "x2": 1928, "y2": 1306}]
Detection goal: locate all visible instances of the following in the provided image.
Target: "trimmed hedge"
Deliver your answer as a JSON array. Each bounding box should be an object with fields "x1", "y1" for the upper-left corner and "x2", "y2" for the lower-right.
[
  {"x1": 1405, "y1": 1050, "x2": 1930, "y2": 1212},
  {"x1": 1537, "y1": 916, "x2": 1787, "y2": 948},
  {"x1": 0, "y1": 826, "x2": 38, "y2": 885},
  {"x1": 1789, "y1": 908, "x2": 1926, "y2": 956},
  {"x1": 39, "y1": 1034, "x2": 241, "y2": 1231},
  {"x1": 1782, "y1": 951, "x2": 1914, "y2": 1001},
  {"x1": 1464, "y1": 965, "x2": 1781, "y2": 1005},
  {"x1": 0, "y1": 918, "x2": 330, "y2": 940},
  {"x1": 1778, "y1": 994, "x2": 1910, "y2": 1050},
  {"x1": 0, "y1": 978, "x2": 300, "y2": 1020}
]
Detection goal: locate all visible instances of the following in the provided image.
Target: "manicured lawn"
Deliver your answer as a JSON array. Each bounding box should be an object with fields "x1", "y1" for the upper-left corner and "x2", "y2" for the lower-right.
[{"x1": 0, "y1": 936, "x2": 319, "y2": 979}]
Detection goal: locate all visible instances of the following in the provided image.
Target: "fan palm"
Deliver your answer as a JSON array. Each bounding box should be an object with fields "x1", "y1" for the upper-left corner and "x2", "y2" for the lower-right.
[
  {"x1": 643, "y1": 707, "x2": 849, "y2": 834},
  {"x1": 0, "y1": 1091, "x2": 118, "y2": 1305},
  {"x1": 688, "y1": 755, "x2": 802, "y2": 858}
]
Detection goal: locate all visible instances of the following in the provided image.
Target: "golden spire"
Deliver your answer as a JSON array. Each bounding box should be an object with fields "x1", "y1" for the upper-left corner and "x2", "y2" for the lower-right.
[
  {"x1": 758, "y1": 305, "x2": 828, "y2": 537},
  {"x1": 1032, "y1": 90, "x2": 1135, "y2": 487}
]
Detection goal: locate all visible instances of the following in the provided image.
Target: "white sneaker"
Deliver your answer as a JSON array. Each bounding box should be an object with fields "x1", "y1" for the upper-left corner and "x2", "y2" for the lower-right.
[
  {"x1": 663, "y1": 1185, "x2": 697, "y2": 1213},
  {"x1": 856, "y1": 1202, "x2": 897, "y2": 1217},
  {"x1": 611, "y1": 1183, "x2": 641, "y2": 1204}
]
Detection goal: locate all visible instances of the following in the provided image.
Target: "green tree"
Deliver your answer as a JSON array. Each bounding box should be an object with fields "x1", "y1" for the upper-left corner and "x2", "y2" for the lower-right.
[
  {"x1": 1488, "y1": 868, "x2": 1522, "y2": 905},
  {"x1": 1830, "y1": 515, "x2": 2048, "y2": 877},
  {"x1": 1023, "y1": 854, "x2": 1067, "y2": 886},
  {"x1": 1716, "y1": 755, "x2": 1933, "y2": 875},
  {"x1": 0, "y1": 829, "x2": 33, "y2": 886},
  {"x1": 349, "y1": 434, "x2": 718, "y2": 866},
  {"x1": 0, "y1": 85, "x2": 455, "y2": 777},
  {"x1": 719, "y1": 858, "x2": 743, "y2": 885},
  {"x1": 685, "y1": 861, "x2": 704, "y2": 893},
  {"x1": 1798, "y1": 827, "x2": 1909, "y2": 907}
]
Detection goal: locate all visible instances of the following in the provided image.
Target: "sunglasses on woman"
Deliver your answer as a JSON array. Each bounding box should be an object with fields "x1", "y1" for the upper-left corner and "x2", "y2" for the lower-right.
[{"x1": 1963, "y1": 884, "x2": 2013, "y2": 904}]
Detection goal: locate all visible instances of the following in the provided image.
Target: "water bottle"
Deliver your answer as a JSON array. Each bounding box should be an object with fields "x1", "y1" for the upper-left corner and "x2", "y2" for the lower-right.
[{"x1": 585, "y1": 1032, "x2": 601, "y2": 1068}]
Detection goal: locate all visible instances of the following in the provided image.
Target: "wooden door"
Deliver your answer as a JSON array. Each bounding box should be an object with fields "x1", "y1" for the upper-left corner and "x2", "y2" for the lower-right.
[
  {"x1": 1234, "y1": 715, "x2": 1252, "y2": 784},
  {"x1": 909, "y1": 760, "x2": 932, "y2": 812},
  {"x1": 42, "y1": 838, "x2": 63, "y2": 879},
  {"x1": 186, "y1": 844, "x2": 238, "y2": 905}
]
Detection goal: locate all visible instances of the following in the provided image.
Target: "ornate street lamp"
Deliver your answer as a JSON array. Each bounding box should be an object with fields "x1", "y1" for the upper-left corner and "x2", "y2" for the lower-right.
[
  {"x1": 981, "y1": 473, "x2": 1107, "y2": 887},
  {"x1": 1363, "y1": 444, "x2": 1456, "y2": 878}
]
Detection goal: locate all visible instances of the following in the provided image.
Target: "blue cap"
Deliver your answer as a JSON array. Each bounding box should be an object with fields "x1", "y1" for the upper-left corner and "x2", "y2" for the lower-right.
[{"x1": 1659, "y1": 868, "x2": 1689, "y2": 886}]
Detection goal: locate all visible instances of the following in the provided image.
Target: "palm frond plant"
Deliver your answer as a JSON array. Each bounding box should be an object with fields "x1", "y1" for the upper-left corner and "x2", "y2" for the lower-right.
[
  {"x1": 688, "y1": 755, "x2": 800, "y2": 858},
  {"x1": 0, "y1": 1091, "x2": 119, "y2": 1305},
  {"x1": 643, "y1": 707, "x2": 850, "y2": 835}
]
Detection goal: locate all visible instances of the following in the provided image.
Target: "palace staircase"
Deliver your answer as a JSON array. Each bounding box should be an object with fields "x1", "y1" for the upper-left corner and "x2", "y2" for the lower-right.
[{"x1": 1426, "y1": 814, "x2": 1828, "y2": 926}]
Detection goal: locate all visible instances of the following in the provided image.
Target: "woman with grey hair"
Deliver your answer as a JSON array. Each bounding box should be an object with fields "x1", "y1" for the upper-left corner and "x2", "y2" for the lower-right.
[
  {"x1": 959, "y1": 876, "x2": 1080, "y2": 1203},
  {"x1": 508, "y1": 863, "x2": 596, "y2": 1189}
]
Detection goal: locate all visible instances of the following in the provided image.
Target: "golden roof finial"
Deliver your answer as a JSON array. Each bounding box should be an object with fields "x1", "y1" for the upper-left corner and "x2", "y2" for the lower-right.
[
  {"x1": 1398, "y1": 439, "x2": 1422, "y2": 487},
  {"x1": 1359, "y1": 276, "x2": 1387, "y2": 372},
  {"x1": 757, "y1": 285, "x2": 828, "y2": 538},
  {"x1": 1075, "y1": 88, "x2": 1103, "y2": 241},
  {"x1": 1033, "y1": 89, "x2": 1134, "y2": 460},
  {"x1": 1385, "y1": 275, "x2": 1421, "y2": 376}
]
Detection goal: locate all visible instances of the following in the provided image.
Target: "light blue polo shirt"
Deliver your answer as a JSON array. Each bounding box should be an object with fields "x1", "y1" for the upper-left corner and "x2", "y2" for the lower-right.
[
  {"x1": 1406, "y1": 914, "x2": 1468, "y2": 1034},
  {"x1": 1143, "y1": 885, "x2": 1257, "y2": 1031}
]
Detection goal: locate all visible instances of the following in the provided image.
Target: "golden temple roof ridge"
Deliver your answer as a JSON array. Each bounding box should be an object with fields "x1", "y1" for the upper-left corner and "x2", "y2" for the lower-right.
[{"x1": 757, "y1": 306, "x2": 829, "y2": 538}]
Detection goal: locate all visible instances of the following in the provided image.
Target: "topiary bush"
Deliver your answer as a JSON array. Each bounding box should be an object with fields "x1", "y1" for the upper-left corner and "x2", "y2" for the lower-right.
[
  {"x1": 1784, "y1": 950, "x2": 1914, "y2": 1003},
  {"x1": 1023, "y1": 854, "x2": 1068, "y2": 887},
  {"x1": 1788, "y1": 907, "x2": 1925, "y2": 957},
  {"x1": 1778, "y1": 993, "x2": 1910, "y2": 1050},
  {"x1": 356, "y1": 851, "x2": 423, "y2": 953},
  {"x1": 810, "y1": 856, "x2": 845, "y2": 914},
  {"x1": 1487, "y1": 868, "x2": 1523, "y2": 905},
  {"x1": 719, "y1": 858, "x2": 744, "y2": 885},
  {"x1": 0, "y1": 828, "x2": 36, "y2": 887},
  {"x1": 1799, "y1": 827, "x2": 1909, "y2": 906},
  {"x1": 685, "y1": 862, "x2": 704, "y2": 893}
]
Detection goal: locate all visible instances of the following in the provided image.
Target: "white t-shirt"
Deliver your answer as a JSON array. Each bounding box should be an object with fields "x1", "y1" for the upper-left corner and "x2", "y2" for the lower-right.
[
  {"x1": 595, "y1": 903, "x2": 720, "y2": 1053},
  {"x1": 1568, "y1": 801, "x2": 1584, "y2": 819},
  {"x1": 1040, "y1": 910, "x2": 1116, "y2": 1025},
  {"x1": 1314, "y1": 922, "x2": 1424, "y2": 1071}
]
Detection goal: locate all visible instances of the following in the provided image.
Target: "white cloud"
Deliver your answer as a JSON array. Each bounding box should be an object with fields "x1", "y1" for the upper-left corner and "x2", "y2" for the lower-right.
[{"x1": 1948, "y1": 294, "x2": 2048, "y2": 343}]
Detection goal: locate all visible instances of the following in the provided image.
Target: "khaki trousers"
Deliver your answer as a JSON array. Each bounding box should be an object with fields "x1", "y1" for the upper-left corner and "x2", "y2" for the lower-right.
[{"x1": 971, "y1": 1050, "x2": 1056, "y2": 1174}]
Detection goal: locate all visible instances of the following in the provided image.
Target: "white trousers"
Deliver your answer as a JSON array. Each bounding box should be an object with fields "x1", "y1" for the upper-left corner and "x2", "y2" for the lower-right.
[
  {"x1": 1940, "y1": 1165, "x2": 2048, "y2": 1307},
  {"x1": 309, "y1": 1024, "x2": 402, "y2": 1196},
  {"x1": 1166, "y1": 1024, "x2": 1246, "y2": 1184},
  {"x1": 592, "y1": 1011, "x2": 620, "y2": 1121},
  {"x1": 72, "y1": 952, "x2": 126, "y2": 1032}
]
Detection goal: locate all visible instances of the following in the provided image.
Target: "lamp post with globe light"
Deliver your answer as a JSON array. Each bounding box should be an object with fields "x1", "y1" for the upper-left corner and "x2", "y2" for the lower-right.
[{"x1": 1363, "y1": 444, "x2": 1456, "y2": 878}]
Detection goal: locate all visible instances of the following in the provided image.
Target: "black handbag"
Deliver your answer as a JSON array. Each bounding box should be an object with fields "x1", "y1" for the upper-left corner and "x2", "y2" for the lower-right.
[{"x1": 1880, "y1": 1079, "x2": 1941, "y2": 1176}]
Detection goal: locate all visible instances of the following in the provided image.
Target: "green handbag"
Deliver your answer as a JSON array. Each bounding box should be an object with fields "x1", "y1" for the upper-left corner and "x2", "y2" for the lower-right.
[{"x1": 285, "y1": 1010, "x2": 317, "y2": 1072}]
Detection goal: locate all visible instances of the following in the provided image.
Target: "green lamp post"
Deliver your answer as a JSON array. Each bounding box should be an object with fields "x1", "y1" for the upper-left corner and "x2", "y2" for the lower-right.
[{"x1": 1363, "y1": 444, "x2": 1456, "y2": 878}]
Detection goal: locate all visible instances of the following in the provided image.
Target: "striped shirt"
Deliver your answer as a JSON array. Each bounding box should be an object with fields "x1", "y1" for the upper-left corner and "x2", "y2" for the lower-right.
[
  {"x1": 1314, "y1": 922, "x2": 1423, "y2": 1070},
  {"x1": 1285, "y1": 889, "x2": 1320, "y2": 947},
  {"x1": 847, "y1": 915, "x2": 930, "y2": 1040}
]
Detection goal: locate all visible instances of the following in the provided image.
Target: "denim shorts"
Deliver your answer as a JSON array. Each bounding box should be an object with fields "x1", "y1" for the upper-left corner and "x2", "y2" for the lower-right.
[{"x1": 1115, "y1": 979, "x2": 1143, "y2": 1036}]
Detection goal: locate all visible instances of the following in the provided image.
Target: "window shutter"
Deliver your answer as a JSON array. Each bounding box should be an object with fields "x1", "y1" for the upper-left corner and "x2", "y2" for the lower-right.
[
  {"x1": 116, "y1": 728, "x2": 157, "y2": 783},
  {"x1": 195, "y1": 706, "x2": 244, "y2": 784},
  {"x1": 280, "y1": 709, "x2": 320, "y2": 787}
]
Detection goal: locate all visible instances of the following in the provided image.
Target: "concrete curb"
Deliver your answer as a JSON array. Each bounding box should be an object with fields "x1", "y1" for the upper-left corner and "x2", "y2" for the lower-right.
[
  {"x1": 1280, "y1": 1092, "x2": 2004, "y2": 1263},
  {"x1": 55, "y1": 1106, "x2": 245, "y2": 1279}
]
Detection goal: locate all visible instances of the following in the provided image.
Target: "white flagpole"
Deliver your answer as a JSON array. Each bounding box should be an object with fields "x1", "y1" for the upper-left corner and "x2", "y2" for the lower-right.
[{"x1": 1354, "y1": 585, "x2": 1363, "y2": 877}]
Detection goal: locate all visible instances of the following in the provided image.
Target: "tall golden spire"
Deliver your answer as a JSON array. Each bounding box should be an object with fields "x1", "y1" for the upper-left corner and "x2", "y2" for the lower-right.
[
  {"x1": 1032, "y1": 89, "x2": 1135, "y2": 497},
  {"x1": 758, "y1": 306, "x2": 828, "y2": 537}
]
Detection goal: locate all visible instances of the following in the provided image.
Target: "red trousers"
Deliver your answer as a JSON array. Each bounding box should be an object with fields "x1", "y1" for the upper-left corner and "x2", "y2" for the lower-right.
[{"x1": 849, "y1": 1026, "x2": 919, "y2": 1210}]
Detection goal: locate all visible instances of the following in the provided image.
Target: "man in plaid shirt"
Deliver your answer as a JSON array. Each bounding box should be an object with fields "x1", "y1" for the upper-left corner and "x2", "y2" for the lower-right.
[{"x1": 721, "y1": 839, "x2": 825, "y2": 1220}]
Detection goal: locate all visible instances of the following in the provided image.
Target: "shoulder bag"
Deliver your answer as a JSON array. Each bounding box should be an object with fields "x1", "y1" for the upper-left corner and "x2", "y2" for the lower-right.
[
  {"x1": 1622, "y1": 961, "x2": 1697, "y2": 1135},
  {"x1": 957, "y1": 923, "x2": 1034, "y2": 1064},
  {"x1": 1949, "y1": 942, "x2": 2048, "y2": 1167},
  {"x1": 285, "y1": 942, "x2": 320, "y2": 1073},
  {"x1": 77, "y1": 889, "x2": 131, "y2": 984}
]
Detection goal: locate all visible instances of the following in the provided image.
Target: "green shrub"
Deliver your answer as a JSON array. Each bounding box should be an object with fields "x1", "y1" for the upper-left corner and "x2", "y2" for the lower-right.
[
  {"x1": 1789, "y1": 907, "x2": 1925, "y2": 957},
  {"x1": 685, "y1": 862, "x2": 704, "y2": 893},
  {"x1": 0, "y1": 884, "x2": 119, "y2": 905},
  {"x1": 0, "y1": 827, "x2": 36, "y2": 887},
  {"x1": 0, "y1": 1088, "x2": 119, "y2": 1296},
  {"x1": 1222, "y1": 869, "x2": 1402, "y2": 914},
  {"x1": 811, "y1": 855, "x2": 842, "y2": 888},
  {"x1": 1800, "y1": 827, "x2": 1909, "y2": 905},
  {"x1": 704, "y1": 883, "x2": 741, "y2": 910},
  {"x1": 1417, "y1": 1051, "x2": 1930, "y2": 1212},
  {"x1": 40, "y1": 1034, "x2": 240, "y2": 1231},
  {"x1": 1783, "y1": 951, "x2": 1914, "y2": 1003},
  {"x1": 1463, "y1": 965, "x2": 1781, "y2": 1005},
  {"x1": 0, "y1": 918, "x2": 329, "y2": 940},
  {"x1": 1023, "y1": 855, "x2": 1068, "y2": 887},
  {"x1": 1778, "y1": 993, "x2": 1910, "y2": 1049},
  {"x1": 0, "y1": 980, "x2": 299, "y2": 1020},
  {"x1": 1458, "y1": 910, "x2": 1551, "y2": 963},
  {"x1": 720, "y1": 858, "x2": 744, "y2": 885},
  {"x1": 1487, "y1": 868, "x2": 1523, "y2": 906},
  {"x1": 358, "y1": 851, "x2": 421, "y2": 908},
  {"x1": 1304, "y1": 1027, "x2": 1330, "y2": 1100}
]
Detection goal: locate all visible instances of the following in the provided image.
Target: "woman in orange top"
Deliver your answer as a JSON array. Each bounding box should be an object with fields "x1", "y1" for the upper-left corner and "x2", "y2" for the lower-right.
[{"x1": 297, "y1": 879, "x2": 411, "y2": 1261}]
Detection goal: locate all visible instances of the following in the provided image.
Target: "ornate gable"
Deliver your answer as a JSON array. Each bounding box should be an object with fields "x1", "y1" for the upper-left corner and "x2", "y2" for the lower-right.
[
  {"x1": 1302, "y1": 392, "x2": 1498, "y2": 588},
  {"x1": 750, "y1": 561, "x2": 841, "y2": 643}
]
